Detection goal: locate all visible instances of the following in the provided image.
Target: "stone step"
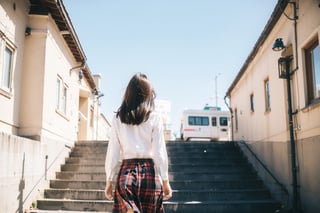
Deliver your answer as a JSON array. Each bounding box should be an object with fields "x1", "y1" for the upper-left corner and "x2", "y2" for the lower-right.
[
  {"x1": 60, "y1": 164, "x2": 252, "y2": 174},
  {"x1": 168, "y1": 163, "x2": 252, "y2": 173},
  {"x1": 164, "y1": 200, "x2": 281, "y2": 213},
  {"x1": 71, "y1": 147, "x2": 108, "y2": 153},
  {"x1": 170, "y1": 189, "x2": 272, "y2": 202},
  {"x1": 44, "y1": 189, "x2": 105, "y2": 200},
  {"x1": 69, "y1": 152, "x2": 106, "y2": 158},
  {"x1": 29, "y1": 210, "x2": 110, "y2": 213},
  {"x1": 166, "y1": 141, "x2": 236, "y2": 147},
  {"x1": 58, "y1": 170, "x2": 257, "y2": 181},
  {"x1": 66, "y1": 157, "x2": 105, "y2": 164},
  {"x1": 56, "y1": 171, "x2": 105, "y2": 181},
  {"x1": 50, "y1": 180, "x2": 105, "y2": 190},
  {"x1": 170, "y1": 179, "x2": 265, "y2": 190},
  {"x1": 69, "y1": 149, "x2": 241, "y2": 158},
  {"x1": 168, "y1": 154, "x2": 244, "y2": 160},
  {"x1": 61, "y1": 164, "x2": 105, "y2": 172},
  {"x1": 36, "y1": 199, "x2": 280, "y2": 213},
  {"x1": 44, "y1": 188, "x2": 271, "y2": 202},
  {"x1": 50, "y1": 178, "x2": 264, "y2": 191},
  {"x1": 56, "y1": 170, "x2": 256, "y2": 181},
  {"x1": 169, "y1": 172, "x2": 257, "y2": 181},
  {"x1": 75, "y1": 141, "x2": 108, "y2": 146},
  {"x1": 36, "y1": 199, "x2": 112, "y2": 212},
  {"x1": 66, "y1": 155, "x2": 245, "y2": 166}
]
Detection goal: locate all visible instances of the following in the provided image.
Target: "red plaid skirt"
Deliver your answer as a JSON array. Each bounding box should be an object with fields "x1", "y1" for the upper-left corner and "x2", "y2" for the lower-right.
[{"x1": 112, "y1": 158, "x2": 164, "y2": 213}]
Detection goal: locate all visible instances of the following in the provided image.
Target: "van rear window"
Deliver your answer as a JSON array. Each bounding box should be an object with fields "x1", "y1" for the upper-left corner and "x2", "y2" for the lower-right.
[
  {"x1": 188, "y1": 116, "x2": 209, "y2": 126},
  {"x1": 220, "y1": 117, "x2": 228, "y2": 126}
]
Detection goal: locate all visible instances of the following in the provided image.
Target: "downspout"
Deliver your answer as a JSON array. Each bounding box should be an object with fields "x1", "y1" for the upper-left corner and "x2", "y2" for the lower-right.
[
  {"x1": 281, "y1": 2, "x2": 300, "y2": 211},
  {"x1": 224, "y1": 95, "x2": 233, "y2": 141}
]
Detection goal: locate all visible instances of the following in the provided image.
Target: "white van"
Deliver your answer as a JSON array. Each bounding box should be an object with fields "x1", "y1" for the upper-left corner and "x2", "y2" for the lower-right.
[{"x1": 180, "y1": 109, "x2": 231, "y2": 141}]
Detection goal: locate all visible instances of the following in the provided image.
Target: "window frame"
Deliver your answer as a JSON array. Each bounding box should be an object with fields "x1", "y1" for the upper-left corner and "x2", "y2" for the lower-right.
[
  {"x1": 56, "y1": 76, "x2": 69, "y2": 116},
  {"x1": 264, "y1": 78, "x2": 271, "y2": 112},
  {"x1": 0, "y1": 32, "x2": 15, "y2": 97},
  {"x1": 305, "y1": 38, "x2": 320, "y2": 105},
  {"x1": 211, "y1": 116, "x2": 217, "y2": 126},
  {"x1": 188, "y1": 116, "x2": 209, "y2": 126},
  {"x1": 250, "y1": 93, "x2": 254, "y2": 112},
  {"x1": 234, "y1": 108, "x2": 238, "y2": 131},
  {"x1": 219, "y1": 117, "x2": 228, "y2": 126}
]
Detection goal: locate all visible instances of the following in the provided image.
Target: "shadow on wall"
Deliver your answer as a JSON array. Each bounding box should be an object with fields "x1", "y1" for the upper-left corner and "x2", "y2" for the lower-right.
[{"x1": 17, "y1": 153, "x2": 25, "y2": 213}]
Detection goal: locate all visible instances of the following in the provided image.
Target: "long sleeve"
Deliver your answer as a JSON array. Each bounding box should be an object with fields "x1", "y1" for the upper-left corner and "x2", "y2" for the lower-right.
[
  {"x1": 151, "y1": 115, "x2": 169, "y2": 181},
  {"x1": 105, "y1": 116, "x2": 121, "y2": 181}
]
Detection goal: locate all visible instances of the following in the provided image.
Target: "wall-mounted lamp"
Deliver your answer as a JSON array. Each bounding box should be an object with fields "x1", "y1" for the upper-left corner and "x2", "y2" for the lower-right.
[
  {"x1": 97, "y1": 93, "x2": 104, "y2": 99},
  {"x1": 92, "y1": 88, "x2": 98, "y2": 95},
  {"x1": 272, "y1": 38, "x2": 285, "y2": 51},
  {"x1": 78, "y1": 70, "x2": 84, "y2": 80},
  {"x1": 25, "y1": 27, "x2": 31, "y2": 36},
  {"x1": 277, "y1": 56, "x2": 293, "y2": 79},
  {"x1": 70, "y1": 61, "x2": 86, "y2": 82}
]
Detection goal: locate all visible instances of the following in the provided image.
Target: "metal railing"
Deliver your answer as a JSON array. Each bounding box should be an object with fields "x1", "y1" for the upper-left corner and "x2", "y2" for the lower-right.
[{"x1": 236, "y1": 140, "x2": 289, "y2": 208}]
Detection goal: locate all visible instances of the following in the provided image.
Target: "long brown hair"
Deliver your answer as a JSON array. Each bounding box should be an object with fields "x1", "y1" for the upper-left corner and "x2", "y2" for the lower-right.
[{"x1": 116, "y1": 73, "x2": 156, "y2": 125}]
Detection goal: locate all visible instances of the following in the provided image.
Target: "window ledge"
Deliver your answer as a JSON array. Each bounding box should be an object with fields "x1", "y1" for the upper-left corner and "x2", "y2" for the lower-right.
[
  {"x1": 301, "y1": 100, "x2": 320, "y2": 113},
  {"x1": 264, "y1": 109, "x2": 271, "y2": 115},
  {"x1": 55, "y1": 109, "x2": 70, "y2": 121},
  {"x1": 0, "y1": 88, "x2": 12, "y2": 99}
]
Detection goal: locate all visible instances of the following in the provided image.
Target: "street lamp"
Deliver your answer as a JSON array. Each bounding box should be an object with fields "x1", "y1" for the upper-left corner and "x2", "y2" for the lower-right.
[
  {"x1": 272, "y1": 38, "x2": 299, "y2": 213},
  {"x1": 214, "y1": 73, "x2": 221, "y2": 107},
  {"x1": 95, "y1": 91, "x2": 104, "y2": 140}
]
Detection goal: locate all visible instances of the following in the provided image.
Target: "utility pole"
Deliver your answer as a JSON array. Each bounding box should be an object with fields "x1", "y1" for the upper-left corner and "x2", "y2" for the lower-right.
[{"x1": 214, "y1": 73, "x2": 221, "y2": 107}]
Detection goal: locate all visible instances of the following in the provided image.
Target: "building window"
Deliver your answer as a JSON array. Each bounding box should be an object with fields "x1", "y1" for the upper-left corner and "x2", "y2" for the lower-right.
[
  {"x1": 250, "y1": 93, "x2": 254, "y2": 112},
  {"x1": 62, "y1": 86, "x2": 67, "y2": 113},
  {"x1": 305, "y1": 39, "x2": 320, "y2": 104},
  {"x1": 264, "y1": 79, "x2": 271, "y2": 112},
  {"x1": 234, "y1": 108, "x2": 238, "y2": 131},
  {"x1": 90, "y1": 107, "x2": 94, "y2": 127},
  {"x1": 0, "y1": 34, "x2": 15, "y2": 94},
  {"x1": 56, "y1": 77, "x2": 68, "y2": 115},
  {"x1": 56, "y1": 78, "x2": 61, "y2": 109}
]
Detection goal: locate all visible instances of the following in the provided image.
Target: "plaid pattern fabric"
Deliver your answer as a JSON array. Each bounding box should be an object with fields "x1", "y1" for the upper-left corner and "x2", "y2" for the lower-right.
[{"x1": 113, "y1": 158, "x2": 164, "y2": 213}]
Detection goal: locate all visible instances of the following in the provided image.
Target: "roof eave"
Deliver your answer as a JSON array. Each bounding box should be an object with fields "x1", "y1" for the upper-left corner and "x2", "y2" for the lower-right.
[
  {"x1": 29, "y1": 0, "x2": 96, "y2": 89},
  {"x1": 225, "y1": 0, "x2": 289, "y2": 97}
]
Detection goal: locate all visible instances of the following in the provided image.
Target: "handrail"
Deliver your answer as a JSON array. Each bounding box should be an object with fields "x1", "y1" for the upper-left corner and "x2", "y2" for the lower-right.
[
  {"x1": 18, "y1": 144, "x2": 72, "y2": 212},
  {"x1": 236, "y1": 141, "x2": 289, "y2": 198}
]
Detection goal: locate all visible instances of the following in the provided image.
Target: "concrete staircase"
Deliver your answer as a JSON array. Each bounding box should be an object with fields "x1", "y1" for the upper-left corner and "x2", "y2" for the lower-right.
[{"x1": 34, "y1": 141, "x2": 281, "y2": 212}]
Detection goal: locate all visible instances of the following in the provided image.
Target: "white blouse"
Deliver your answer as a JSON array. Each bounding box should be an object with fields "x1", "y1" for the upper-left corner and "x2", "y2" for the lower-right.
[{"x1": 105, "y1": 112, "x2": 169, "y2": 181}]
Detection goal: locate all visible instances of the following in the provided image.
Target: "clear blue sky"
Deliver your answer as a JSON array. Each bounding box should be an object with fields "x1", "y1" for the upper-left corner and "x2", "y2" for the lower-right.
[{"x1": 64, "y1": 0, "x2": 278, "y2": 135}]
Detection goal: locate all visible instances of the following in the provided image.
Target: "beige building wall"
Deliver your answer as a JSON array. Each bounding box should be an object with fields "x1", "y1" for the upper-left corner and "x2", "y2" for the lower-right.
[
  {"x1": 0, "y1": 1, "x2": 107, "y2": 212},
  {"x1": 96, "y1": 113, "x2": 111, "y2": 141},
  {"x1": 226, "y1": 1, "x2": 320, "y2": 212},
  {"x1": 0, "y1": 0, "x2": 29, "y2": 134}
]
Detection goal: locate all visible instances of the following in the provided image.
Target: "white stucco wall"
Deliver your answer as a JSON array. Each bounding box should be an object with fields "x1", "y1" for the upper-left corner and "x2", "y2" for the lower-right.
[{"x1": 0, "y1": 0, "x2": 29, "y2": 134}]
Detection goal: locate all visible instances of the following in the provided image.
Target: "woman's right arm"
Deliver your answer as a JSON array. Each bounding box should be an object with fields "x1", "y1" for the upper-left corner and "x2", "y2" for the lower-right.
[
  {"x1": 105, "y1": 117, "x2": 120, "y2": 182},
  {"x1": 151, "y1": 114, "x2": 172, "y2": 200}
]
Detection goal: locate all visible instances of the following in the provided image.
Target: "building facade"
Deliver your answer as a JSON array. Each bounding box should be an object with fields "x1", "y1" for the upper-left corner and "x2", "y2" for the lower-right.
[
  {"x1": 0, "y1": 1, "x2": 108, "y2": 212},
  {"x1": 225, "y1": 0, "x2": 320, "y2": 212}
]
